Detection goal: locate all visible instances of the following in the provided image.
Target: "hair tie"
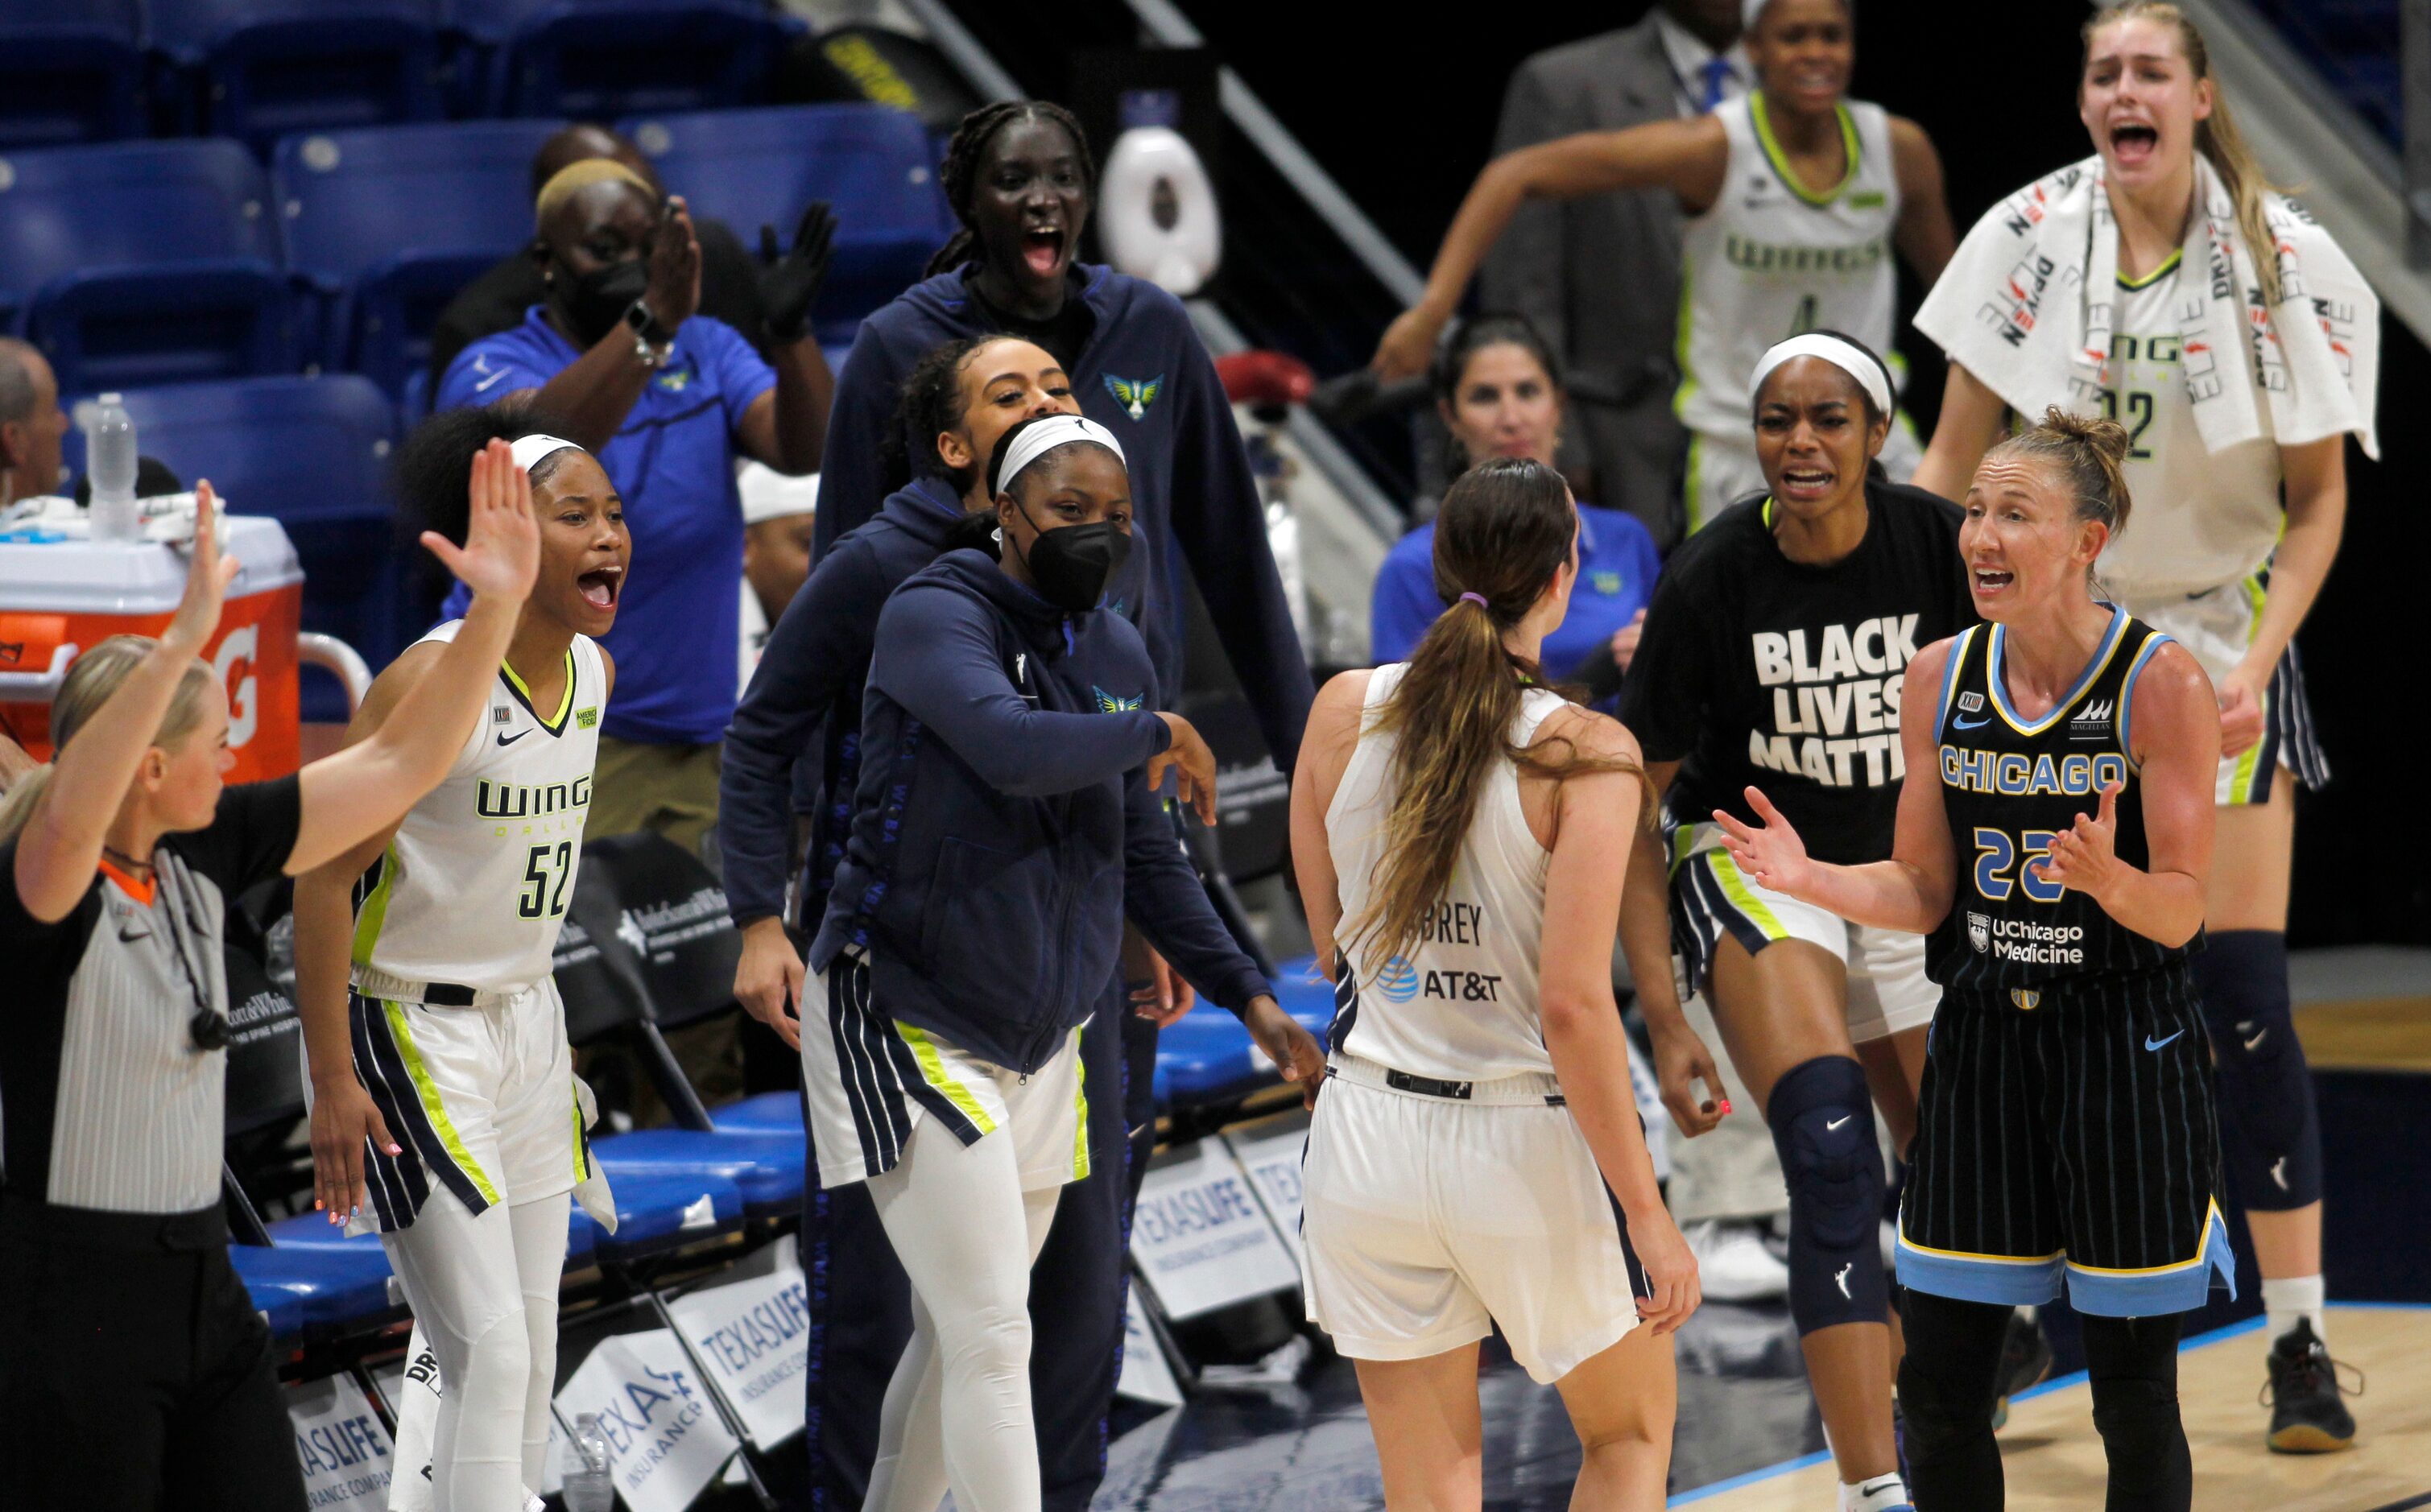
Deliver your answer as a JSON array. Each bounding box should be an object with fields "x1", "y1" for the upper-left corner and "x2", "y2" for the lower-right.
[{"x1": 1458, "y1": 592, "x2": 1489, "y2": 609}]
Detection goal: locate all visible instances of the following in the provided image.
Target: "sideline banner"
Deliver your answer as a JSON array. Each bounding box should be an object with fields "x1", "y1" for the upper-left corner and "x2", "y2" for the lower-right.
[
  {"x1": 287, "y1": 1374, "x2": 393, "y2": 1509},
  {"x1": 1114, "y1": 1286, "x2": 1184, "y2": 1408},
  {"x1": 554, "y1": 1328, "x2": 739, "y2": 1512},
  {"x1": 1129, "y1": 1139, "x2": 1299, "y2": 1320},
  {"x1": 665, "y1": 1262, "x2": 812, "y2": 1449},
  {"x1": 1223, "y1": 1122, "x2": 1308, "y2": 1266}
]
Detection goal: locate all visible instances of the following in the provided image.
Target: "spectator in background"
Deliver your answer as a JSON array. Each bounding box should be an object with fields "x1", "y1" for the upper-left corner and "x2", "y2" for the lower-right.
[
  {"x1": 736, "y1": 462, "x2": 819, "y2": 695},
  {"x1": 427, "y1": 124, "x2": 771, "y2": 389},
  {"x1": 1480, "y1": 0, "x2": 1746, "y2": 544},
  {"x1": 1370, "y1": 315, "x2": 1660, "y2": 709},
  {"x1": 433, "y1": 160, "x2": 833, "y2": 852},
  {"x1": 0, "y1": 337, "x2": 68, "y2": 513}
]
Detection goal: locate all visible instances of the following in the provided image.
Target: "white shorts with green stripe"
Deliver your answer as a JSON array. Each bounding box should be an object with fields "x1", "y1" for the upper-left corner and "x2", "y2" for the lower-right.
[
  {"x1": 2122, "y1": 578, "x2": 2329, "y2": 807},
  {"x1": 804, "y1": 951, "x2": 1089, "y2": 1194},
  {"x1": 1668, "y1": 824, "x2": 1940, "y2": 1043}
]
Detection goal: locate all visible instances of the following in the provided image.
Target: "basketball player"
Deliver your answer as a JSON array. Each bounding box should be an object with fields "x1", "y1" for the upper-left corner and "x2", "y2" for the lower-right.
[
  {"x1": 1373, "y1": 0, "x2": 1957, "y2": 535},
  {"x1": 1292, "y1": 456, "x2": 1697, "y2": 1512},
  {"x1": 296, "y1": 412, "x2": 626, "y2": 1511},
  {"x1": 1720, "y1": 410, "x2": 2226, "y2": 1509},
  {"x1": 1911, "y1": 2, "x2": 2378, "y2": 1450}
]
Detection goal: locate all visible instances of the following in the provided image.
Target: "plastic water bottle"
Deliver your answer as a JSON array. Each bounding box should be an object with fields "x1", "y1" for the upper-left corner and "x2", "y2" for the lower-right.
[
  {"x1": 84, "y1": 393, "x2": 139, "y2": 542},
  {"x1": 560, "y1": 1412, "x2": 613, "y2": 1512}
]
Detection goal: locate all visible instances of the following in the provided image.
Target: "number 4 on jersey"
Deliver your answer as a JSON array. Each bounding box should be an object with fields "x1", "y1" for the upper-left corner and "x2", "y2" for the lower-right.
[{"x1": 519, "y1": 841, "x2": 574, "y2": 919}]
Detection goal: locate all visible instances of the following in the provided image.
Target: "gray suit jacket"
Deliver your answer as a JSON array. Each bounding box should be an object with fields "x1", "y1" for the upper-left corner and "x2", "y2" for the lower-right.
[{"x1": 1481, "y1": 15, "x2": 1690, "y2": 540}]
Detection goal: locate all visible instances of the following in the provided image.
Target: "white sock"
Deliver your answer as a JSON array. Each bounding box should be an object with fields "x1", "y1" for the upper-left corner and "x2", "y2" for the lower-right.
[
  {"x1": 2262, "y1": 1274, "x2": 2327, "y2": 1344},
  {"x1": 1842, "y1": 1472, "x2": 1909, "y2": 1511}
]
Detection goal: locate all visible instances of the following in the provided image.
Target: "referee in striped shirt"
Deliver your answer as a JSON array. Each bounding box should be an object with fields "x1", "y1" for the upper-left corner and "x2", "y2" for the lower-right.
[{"x1": 0, "y1": 462, "x2": 538, "y2": 1509}]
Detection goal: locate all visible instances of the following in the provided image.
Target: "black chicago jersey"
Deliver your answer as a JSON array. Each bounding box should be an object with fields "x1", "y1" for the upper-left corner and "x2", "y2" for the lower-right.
[{"x1": 1927, "y1": 609, "x2": 2190, "y2": 990}]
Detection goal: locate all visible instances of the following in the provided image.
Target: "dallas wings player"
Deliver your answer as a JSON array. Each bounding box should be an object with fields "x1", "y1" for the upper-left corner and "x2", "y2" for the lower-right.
[{"x1": 296, "y1": 415, "x2": 626, "y2": 1511}]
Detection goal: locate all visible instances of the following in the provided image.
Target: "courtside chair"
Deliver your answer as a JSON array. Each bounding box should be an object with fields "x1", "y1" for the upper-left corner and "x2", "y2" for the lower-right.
[
  {"x1": 274, "y1": 118, "x2": 566, "y2": 403},
  {"x1": 453, "y1": 0, "x2": 795, "y2": 120},
  {"x1": 0, "y1": 138, "x2": 296, "y2": 394},
  {"x1": 147, "y1": 0, "x2": 445, "y2": 154},
  {"x1": 618, "y1": 101, "x2": 950, "y2": 347},
  {"x1": 0, "y1": 0, "x2": 146, "y2": 149}
]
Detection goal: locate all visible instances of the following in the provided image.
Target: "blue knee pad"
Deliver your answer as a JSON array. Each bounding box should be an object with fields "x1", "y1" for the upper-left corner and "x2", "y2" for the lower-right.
[
  {"x1": 1766, "y1": 1055, "x2": 1889, "y2": 1335},
  {"x1": 2195, "y1": 931, "x2": 2321, "y2": 1210}
]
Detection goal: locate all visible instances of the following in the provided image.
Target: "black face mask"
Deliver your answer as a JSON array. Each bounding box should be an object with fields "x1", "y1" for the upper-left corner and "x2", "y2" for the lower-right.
[
  {"x1": 555, "y1": 258, "x2": 648, "y2": 346},
  {"x1": 1013, "y1": 509, "x2": 1130, "y2": 614}
]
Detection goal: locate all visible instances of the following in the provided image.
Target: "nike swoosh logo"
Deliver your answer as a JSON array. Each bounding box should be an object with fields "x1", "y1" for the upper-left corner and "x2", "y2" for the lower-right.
[
  {"x1": 2144, "y1": 1031, "x2": 2182, "y2": 1051},
  {"x1": 1953, "y1": 713, "x2": 1990, "y2": 729},
  {"x1": 1825, "y1": 1115, "x2": 1852, "y2": 1130},
  {"x1": 2271, "y1": 1158, "x2": 2289, "y2": 1190},
  {"x1": 496, "y1": 729, "x2": 530, "y2": 746},
  {"x1": 473, "y1": 367, "x2": 511, "y2": 392},
  {"x1": 1860, "y1": 1476, "x2": 1903, "y2": 1495},
  {"x1": 2243, "y1": 1030, "x2": 2268, "y2": 1051}
]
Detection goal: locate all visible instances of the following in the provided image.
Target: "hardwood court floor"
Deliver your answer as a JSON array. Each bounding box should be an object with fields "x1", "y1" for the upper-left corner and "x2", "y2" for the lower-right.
[{"x1": 1682, "y1": 1305, "x2": 2429, "y2": 1511}]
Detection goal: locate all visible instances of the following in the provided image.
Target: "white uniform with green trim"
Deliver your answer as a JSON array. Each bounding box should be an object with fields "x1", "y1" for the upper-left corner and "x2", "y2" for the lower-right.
[
  {"x1": 2094, "y1": 258, "x2": 2328, "y2": 805},
  {"x1": 1676, "y1": 91, "x2": 1920, "y2": 533},
  {"x1": 342, "y1": 623, "x2": 614, "y2": 1236}
]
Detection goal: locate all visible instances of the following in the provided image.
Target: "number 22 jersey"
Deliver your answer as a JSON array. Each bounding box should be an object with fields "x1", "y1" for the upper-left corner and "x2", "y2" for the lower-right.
[
  {"x1": 1927, "y1": 608, "x2": 2189, "y2": 992},
  {"x1": 352, "y1": 624, "x2": 606, "y2": 993}
]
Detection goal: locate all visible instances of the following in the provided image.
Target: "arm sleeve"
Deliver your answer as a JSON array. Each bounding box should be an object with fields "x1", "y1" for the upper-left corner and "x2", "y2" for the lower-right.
[
  {"x1": 811, "y1": 324, "x2": 900, "y2": 560},
  {"x1": 167, "y1": 775, "x2": 304, "y2": 894},
  {"x1": 1367, "y1": 538, "x2": 1439, "y2": 666},
  {"x1": 433, "y1": 337, "x2": 551, "y2": 413},
  {"x1": 1615, "y1": 564, "x2": 1711, "y2": 763},
  {"x1": 1476, "y1": 60, "x2": 1577, "y2": 357},
  {"x1": 1161, "y1": 320, "x2": 1314, "y2": 770},
  {"x1": 868, "y1": 585, "x2": 1172, "y2": 796},
  {"x1": 718, "y1": 544, "x2": 880, "y2": 924},
  {"x1": 1121, "y1": 772, "x2": 1271, "y2": 1015},
  {"x1": 697, "y1": 317, "x2": 777, "y2": 434}
]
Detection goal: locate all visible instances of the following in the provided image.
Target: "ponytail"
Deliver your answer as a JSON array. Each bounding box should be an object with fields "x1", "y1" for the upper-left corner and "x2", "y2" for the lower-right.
[
  {"x1": 1346, "y1": 458, "x2": 1648, "y2": 966},
  {"x1": 0, "y1": 635, "x2": 216, "y2": 846}
]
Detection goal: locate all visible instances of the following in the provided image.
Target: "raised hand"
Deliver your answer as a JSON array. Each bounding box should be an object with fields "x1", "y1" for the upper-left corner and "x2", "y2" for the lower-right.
[
  {"x1": 759, "y1": 201, "x2": 838, "y2": 345},
  {"x1": 161, "y1": 480, "x2": 239, "y2": 656},
  {"x1": 1148, "y1": 711, "x2": 1219, "y2": 828},
  {"x1": 647, "y1": 195, "x2": 703, "y2": 329},
  {"x1": 420, "y1": 440, "x2": 539, "y2": 606},
  {"x1": 1371, "y1": 305, "x2": 1445, "y2": 382},
  {"x1": 1711, "y1": 786, "x2": 1815, "y2": 899},
  {"x1": 2035, "y1": 781, "x2": 2123, "y2": 901}
]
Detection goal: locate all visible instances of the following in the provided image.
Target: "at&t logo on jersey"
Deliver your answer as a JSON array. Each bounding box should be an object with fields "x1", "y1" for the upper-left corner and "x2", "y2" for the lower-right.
[
  {"x1": 1748, "y1": 614, "x2": 1919, "y2": 789},
  {"x1": 1375, "y1": 956, "x2": 1420, "y2": 1003}
]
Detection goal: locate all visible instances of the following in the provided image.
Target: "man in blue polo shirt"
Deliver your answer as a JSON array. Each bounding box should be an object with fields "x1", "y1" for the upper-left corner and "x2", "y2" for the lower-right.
[{"x1": 435, "y1": 159, "x2": 834, "y2": 849}]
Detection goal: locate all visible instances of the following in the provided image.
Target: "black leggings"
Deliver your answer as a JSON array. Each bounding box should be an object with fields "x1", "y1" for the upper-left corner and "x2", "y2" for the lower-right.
[{"x1": 1899, "y1": 1291, "x2": 2189, "y2": 1511}]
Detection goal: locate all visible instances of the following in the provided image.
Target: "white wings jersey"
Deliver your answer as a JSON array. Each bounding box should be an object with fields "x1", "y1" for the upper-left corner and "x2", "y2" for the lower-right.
[
  {"x1": 2093, "y1": 258, "x2": 2286, "y2": 600},
  {"x1": 1676, "y1": 92, "x2": 1902, "y2": 440},
  {"x1": 352, "y1": 624, "x2": 607, "y2": 993}
]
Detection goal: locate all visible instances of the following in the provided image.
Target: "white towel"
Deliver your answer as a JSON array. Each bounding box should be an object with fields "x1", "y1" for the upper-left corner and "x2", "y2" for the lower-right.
[{"x1": 1916, "y1": 155, "x2": 2379, "y2": 461}]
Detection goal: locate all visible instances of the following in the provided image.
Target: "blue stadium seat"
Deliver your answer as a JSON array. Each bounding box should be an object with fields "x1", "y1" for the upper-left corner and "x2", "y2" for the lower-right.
[
  {"x1": 709, "y1": 1091, "x2": 803, "y2": 1135},
  {"x1": 0, "y1": 0, "x2": 146, "y2": 148},
  {"x1": 589, "y1": 1127, "x2": 806, "y2": 1221},
  {"x1": 454, "y1": 0, "x2": 793, "y2": 120},
  {"x1": 619, "y1": 103, "x2": 949, "y2": 346},
  {"x1": 110, "y1": 377, "x2": 406, "y2": 717},
  {"x1": 228, "y1": 1240, "x2": 400, "y2": 1338},
  {"x1": 263, "y1": 1202, "x2": 598, "y2": 1274},
  {"x1": 581, "y1": 1168, "x2": 746, "y2": 1262},
  {"x1": 275, "y1": 119, "x2": 565, "y2": 401},
  {"x1": 0, "y1": 139, "x2": 296, "y2": 393},
  {"x1": 1153, "y1": 953, "x2": 1335, "y2": 1113},
  {"x1": 148, "y1": 0, "x2": 444, "y2": 153}
]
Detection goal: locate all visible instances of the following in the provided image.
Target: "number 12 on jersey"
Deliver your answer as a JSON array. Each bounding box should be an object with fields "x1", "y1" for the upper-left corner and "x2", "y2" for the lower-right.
[
  {"x1": 520, "y1": 841, "x2": 574, "y2": 919},
  {"x1": 1973, "y1": 827, "x2": 2063, "y2": 903}
]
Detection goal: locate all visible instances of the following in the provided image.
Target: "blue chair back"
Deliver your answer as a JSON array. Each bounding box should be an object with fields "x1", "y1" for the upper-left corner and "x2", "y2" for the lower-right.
[
  {"x1": 0, "y1": 0, "x2": 145, "y2": 148},
  {"x1": 618, "y1": 103, "x2": 949, "y2": 344},
  {"x1": 149, "y1": 0, "x2": 445, "y2": 151},
  {"x1": 472, "y1": 0, "x2": 787, "y2": 119},
  {"x1": 275, "y1": 119, "x2": 564, "y2": 397}
]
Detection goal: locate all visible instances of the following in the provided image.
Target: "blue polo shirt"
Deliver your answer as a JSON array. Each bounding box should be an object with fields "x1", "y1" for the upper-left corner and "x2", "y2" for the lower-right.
[
  {"x1": 1370, "y1": 502, "x2": 1662, "y2": 687},
  {"x1": 435, "y1": 307, "x2": 775, "y2": 745}
]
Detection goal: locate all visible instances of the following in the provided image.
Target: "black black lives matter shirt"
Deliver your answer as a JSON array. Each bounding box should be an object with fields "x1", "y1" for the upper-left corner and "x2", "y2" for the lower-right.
[{"x1": 1622, "y1": 481, "x2": 1974, "y2": 865}]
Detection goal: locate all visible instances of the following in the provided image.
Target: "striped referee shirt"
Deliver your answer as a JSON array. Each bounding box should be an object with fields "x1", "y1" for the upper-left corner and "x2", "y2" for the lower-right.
[{"x1": 0, "y1": 778, "x2": 299, "y2": 1214}]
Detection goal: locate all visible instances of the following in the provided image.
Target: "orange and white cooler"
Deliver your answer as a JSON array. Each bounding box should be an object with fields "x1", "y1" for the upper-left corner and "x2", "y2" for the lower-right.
[{"x1": 0, "y1": 498, "x2": 306, "y2": 781}]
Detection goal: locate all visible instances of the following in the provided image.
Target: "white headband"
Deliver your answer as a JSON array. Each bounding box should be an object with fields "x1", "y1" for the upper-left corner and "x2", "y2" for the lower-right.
[
  {"x1": 1748, "y1": 334, "x2": 1892, "y2": 419},
  {"x1": 738, "y1": 462, "x2": 820, "y2": 527},
  {"x1": 510, "y1": 433, "x2": 582, "y2": 474},
  {"x1": 990, "y1": 415, "x2": 1127, "y2": 498}
]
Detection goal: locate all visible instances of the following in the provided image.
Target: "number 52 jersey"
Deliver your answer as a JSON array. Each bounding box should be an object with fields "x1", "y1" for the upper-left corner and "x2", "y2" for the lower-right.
[
  {"x1": 352, "y1": 623, "x2": 606, "y2": 993},
  {"x1": 1926, "y1": 608, "x2": 2191, "y2": 992}
]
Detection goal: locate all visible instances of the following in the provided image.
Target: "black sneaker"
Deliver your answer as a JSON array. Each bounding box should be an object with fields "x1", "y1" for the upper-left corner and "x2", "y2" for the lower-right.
[
  {"x1": 1990, "y1": 1309, "x2": 2053, "y2": 1431},
  {"x1": 2262, "y1": 1320, "x2": 2359, "y2": 1453}
]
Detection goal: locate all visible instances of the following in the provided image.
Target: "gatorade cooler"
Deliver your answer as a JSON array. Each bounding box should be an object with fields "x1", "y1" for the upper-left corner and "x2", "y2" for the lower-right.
[{"x1": 0, "y1": 506, "x2": 305, "y2": 780}]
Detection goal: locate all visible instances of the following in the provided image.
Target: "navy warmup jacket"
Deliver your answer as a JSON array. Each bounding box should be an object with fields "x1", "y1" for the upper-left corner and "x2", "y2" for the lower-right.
[
  {"x1": 815, "y1": 262, "x2": 1313, "y2": 770},
  {"x1": 812, "y1": 550, "x2": 1270, "y2": 1073}
]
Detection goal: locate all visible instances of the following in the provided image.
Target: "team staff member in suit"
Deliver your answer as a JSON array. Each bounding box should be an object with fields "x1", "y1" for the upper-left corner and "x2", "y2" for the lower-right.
[
  {"x1": 1481, "y1": 0, "x2": 1747, "y2": 536},
  {"x1": 0, "y1": 476, "x2": 540, "y2": 1510},
  {"x1": 1910, "y1": 4, "x2": 2377, "y2": 1451},
  {"x1": 804, "y1": 415, "x2": 1325, "y2": 1512},
  {"x1": 718, "y1": 335, "x2": 1098, "y2": 1508},
  {"x1": 434, "y1": 156, "x2": 833, "y2": 851},
  {"x1": 1375, "y1": 0, "x2": 1957, "y2": 539},
  {"x1": 1722, "y1": 411, "x2": 2226, "y2": 1510},
  {"x1": 1294, "y1": 457, "x2": 1696, "y2": 1511}
]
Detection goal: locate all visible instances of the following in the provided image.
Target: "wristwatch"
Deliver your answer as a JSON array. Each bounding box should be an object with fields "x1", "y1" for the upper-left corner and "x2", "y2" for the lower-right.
[{"x1": 623, "y1": 299, "x2": 675, "y2": 368}]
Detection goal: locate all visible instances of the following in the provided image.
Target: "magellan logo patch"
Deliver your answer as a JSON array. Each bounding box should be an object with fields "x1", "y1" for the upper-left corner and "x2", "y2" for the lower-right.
[
  {"x1": 576, "y1": 707, "x2": 598, "y2": 729},
  {"x1": 1103, "y1": 374, "x2": 1162, "y2": 421},
  {"x1": 1093, "y1": 686, "x2": 1143, "y2": 713},
  {"x1": 2069, "y1": 699, "x2": 2114, "y2": 741}
]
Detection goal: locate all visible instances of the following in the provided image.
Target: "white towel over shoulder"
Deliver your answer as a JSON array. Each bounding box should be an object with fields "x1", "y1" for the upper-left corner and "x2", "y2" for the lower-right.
[{"x1": 1915, "y1": 155, "x2": 2379, "y2": 461}]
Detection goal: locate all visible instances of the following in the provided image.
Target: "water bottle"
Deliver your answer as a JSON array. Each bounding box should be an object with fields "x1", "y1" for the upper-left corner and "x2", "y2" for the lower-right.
[
  {"x1": 83, "y1": 393, "x2": 139, "y2": 542},
  {"x1": 560, "y1": 1412, "x2": 614, "y2": 1512}
]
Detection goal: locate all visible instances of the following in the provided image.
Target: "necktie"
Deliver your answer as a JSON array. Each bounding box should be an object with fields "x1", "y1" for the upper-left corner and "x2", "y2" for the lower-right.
[{"x1": 1698, "y1": 56, "x2": 1734, "y2": 113}]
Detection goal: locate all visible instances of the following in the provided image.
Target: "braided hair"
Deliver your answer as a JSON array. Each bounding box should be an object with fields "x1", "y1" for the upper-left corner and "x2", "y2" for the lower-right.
[{"x1": 923, "y1": 100, "x2": 1098, "y2": 279}]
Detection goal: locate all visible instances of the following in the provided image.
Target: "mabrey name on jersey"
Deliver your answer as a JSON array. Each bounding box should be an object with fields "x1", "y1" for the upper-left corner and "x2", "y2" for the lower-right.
[{"x1": 1747, "y1": 614, "x2": 1920, "y2": 790}]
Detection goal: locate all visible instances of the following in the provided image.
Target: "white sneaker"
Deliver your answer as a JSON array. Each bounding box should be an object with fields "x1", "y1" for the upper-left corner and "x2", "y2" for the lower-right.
[{"x1": 1686, "y1": 1217, "x2": 1791, "y2": 1302}]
